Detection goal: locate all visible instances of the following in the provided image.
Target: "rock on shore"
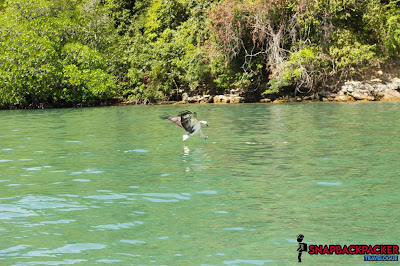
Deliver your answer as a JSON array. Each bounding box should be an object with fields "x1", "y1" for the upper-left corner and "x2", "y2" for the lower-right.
[
  {"x1": 174, "y1": 77, "x2": 400, "y2": 105},
  {"x1": 180, "y1": 93, "x2": 244, "y2": 104},
  {"x1": 319, "y1": 77, "x2": 400, "y2": 102}
]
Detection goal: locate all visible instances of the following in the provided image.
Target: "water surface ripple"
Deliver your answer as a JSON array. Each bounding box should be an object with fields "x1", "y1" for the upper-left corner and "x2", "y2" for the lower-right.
[{"x1": 1, "y1": 103, "x2": 399, "y2": 265}]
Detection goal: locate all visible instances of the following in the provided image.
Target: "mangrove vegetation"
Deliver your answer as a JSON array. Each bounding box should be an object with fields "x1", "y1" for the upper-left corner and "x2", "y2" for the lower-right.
[{"x1": 0, "y1": 0, "x2": 399, "y2": 108}]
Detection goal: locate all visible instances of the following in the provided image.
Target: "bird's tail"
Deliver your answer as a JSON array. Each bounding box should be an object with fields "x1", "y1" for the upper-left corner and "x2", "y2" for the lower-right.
[
  {"x1": 183, "y1": 134, "x2": 190, "y2": 141},
  {"x1": 159, "y1": 115, "x2": 170, "y2": 120}
]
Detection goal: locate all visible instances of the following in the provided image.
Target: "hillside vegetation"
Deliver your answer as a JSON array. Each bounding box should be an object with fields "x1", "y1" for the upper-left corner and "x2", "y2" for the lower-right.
[{"x1": 0, "y1": 0, "x2": 399, "y2": 107}]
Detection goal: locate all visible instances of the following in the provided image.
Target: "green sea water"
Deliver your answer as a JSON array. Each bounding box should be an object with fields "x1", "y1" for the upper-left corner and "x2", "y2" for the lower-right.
[{"x1": 1, "y1": 102, "x2": 399, "y2": 265}]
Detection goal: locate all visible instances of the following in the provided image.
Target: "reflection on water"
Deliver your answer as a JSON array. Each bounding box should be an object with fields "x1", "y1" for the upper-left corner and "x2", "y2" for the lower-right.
[
  {"x1": 1, "y1": 102, "x2": 399, "y2": 265},
  {"x1": 183, "y1": 146, "x2": 190, "y2": 156},
  {"x1": 182, "y1": 145, "x2": 209, "y2": 172}
]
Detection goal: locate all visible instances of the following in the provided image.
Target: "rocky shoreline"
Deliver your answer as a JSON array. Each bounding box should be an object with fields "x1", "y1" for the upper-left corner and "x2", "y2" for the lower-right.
[
  {"x1": 316, "y1": 77, "x2": 400, "y2": 102},
  {"x1": 143, "y1": 77, "x2": 400, "y2": 105}
]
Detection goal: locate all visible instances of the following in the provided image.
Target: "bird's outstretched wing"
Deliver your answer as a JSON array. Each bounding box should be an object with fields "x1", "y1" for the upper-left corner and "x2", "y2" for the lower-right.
[
  {"x1": 160, "y1": 115, "x2": 184, "y2": 130},
  {"x1": 160, "y1": 110, "x2": 196, "y2": 133},
  {"x1": 161, "y1": 110, "x2": 200, "y2": 134},
  {"x1": 178, "y1": 111, "x2": 197, "y2": 133}
]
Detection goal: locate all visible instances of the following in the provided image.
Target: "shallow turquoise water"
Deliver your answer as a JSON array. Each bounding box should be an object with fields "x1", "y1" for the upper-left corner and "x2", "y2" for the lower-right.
[{"x1": 1, "y1": 102, "x2": 399, "y2": 265}]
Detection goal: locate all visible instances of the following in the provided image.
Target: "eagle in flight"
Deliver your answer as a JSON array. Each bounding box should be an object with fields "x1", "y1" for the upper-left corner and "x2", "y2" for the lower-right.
[{"x1": 161, "y1": 110, "x2": 208, "y2": 141}]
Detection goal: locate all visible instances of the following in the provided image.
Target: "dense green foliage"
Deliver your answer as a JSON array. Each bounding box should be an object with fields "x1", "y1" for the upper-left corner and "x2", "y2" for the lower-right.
[
  {"x1": 0, "y1": 0, "x2": 118, "y2": 107},
  {"x1": 0, "y1": 0, "x2": 399, "y2": 107}
]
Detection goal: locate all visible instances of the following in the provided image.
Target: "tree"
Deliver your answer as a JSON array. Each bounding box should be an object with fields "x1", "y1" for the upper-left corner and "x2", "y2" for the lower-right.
[
  {"x1": 208, "y1": 0, "x2": 400, "y2": 96},
  {"x1": 0, "y1": 0, "x2": 118, "y2": 107},
  {"x1": 0, "y1": 0, "x2": 63, "y2": 107}
]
